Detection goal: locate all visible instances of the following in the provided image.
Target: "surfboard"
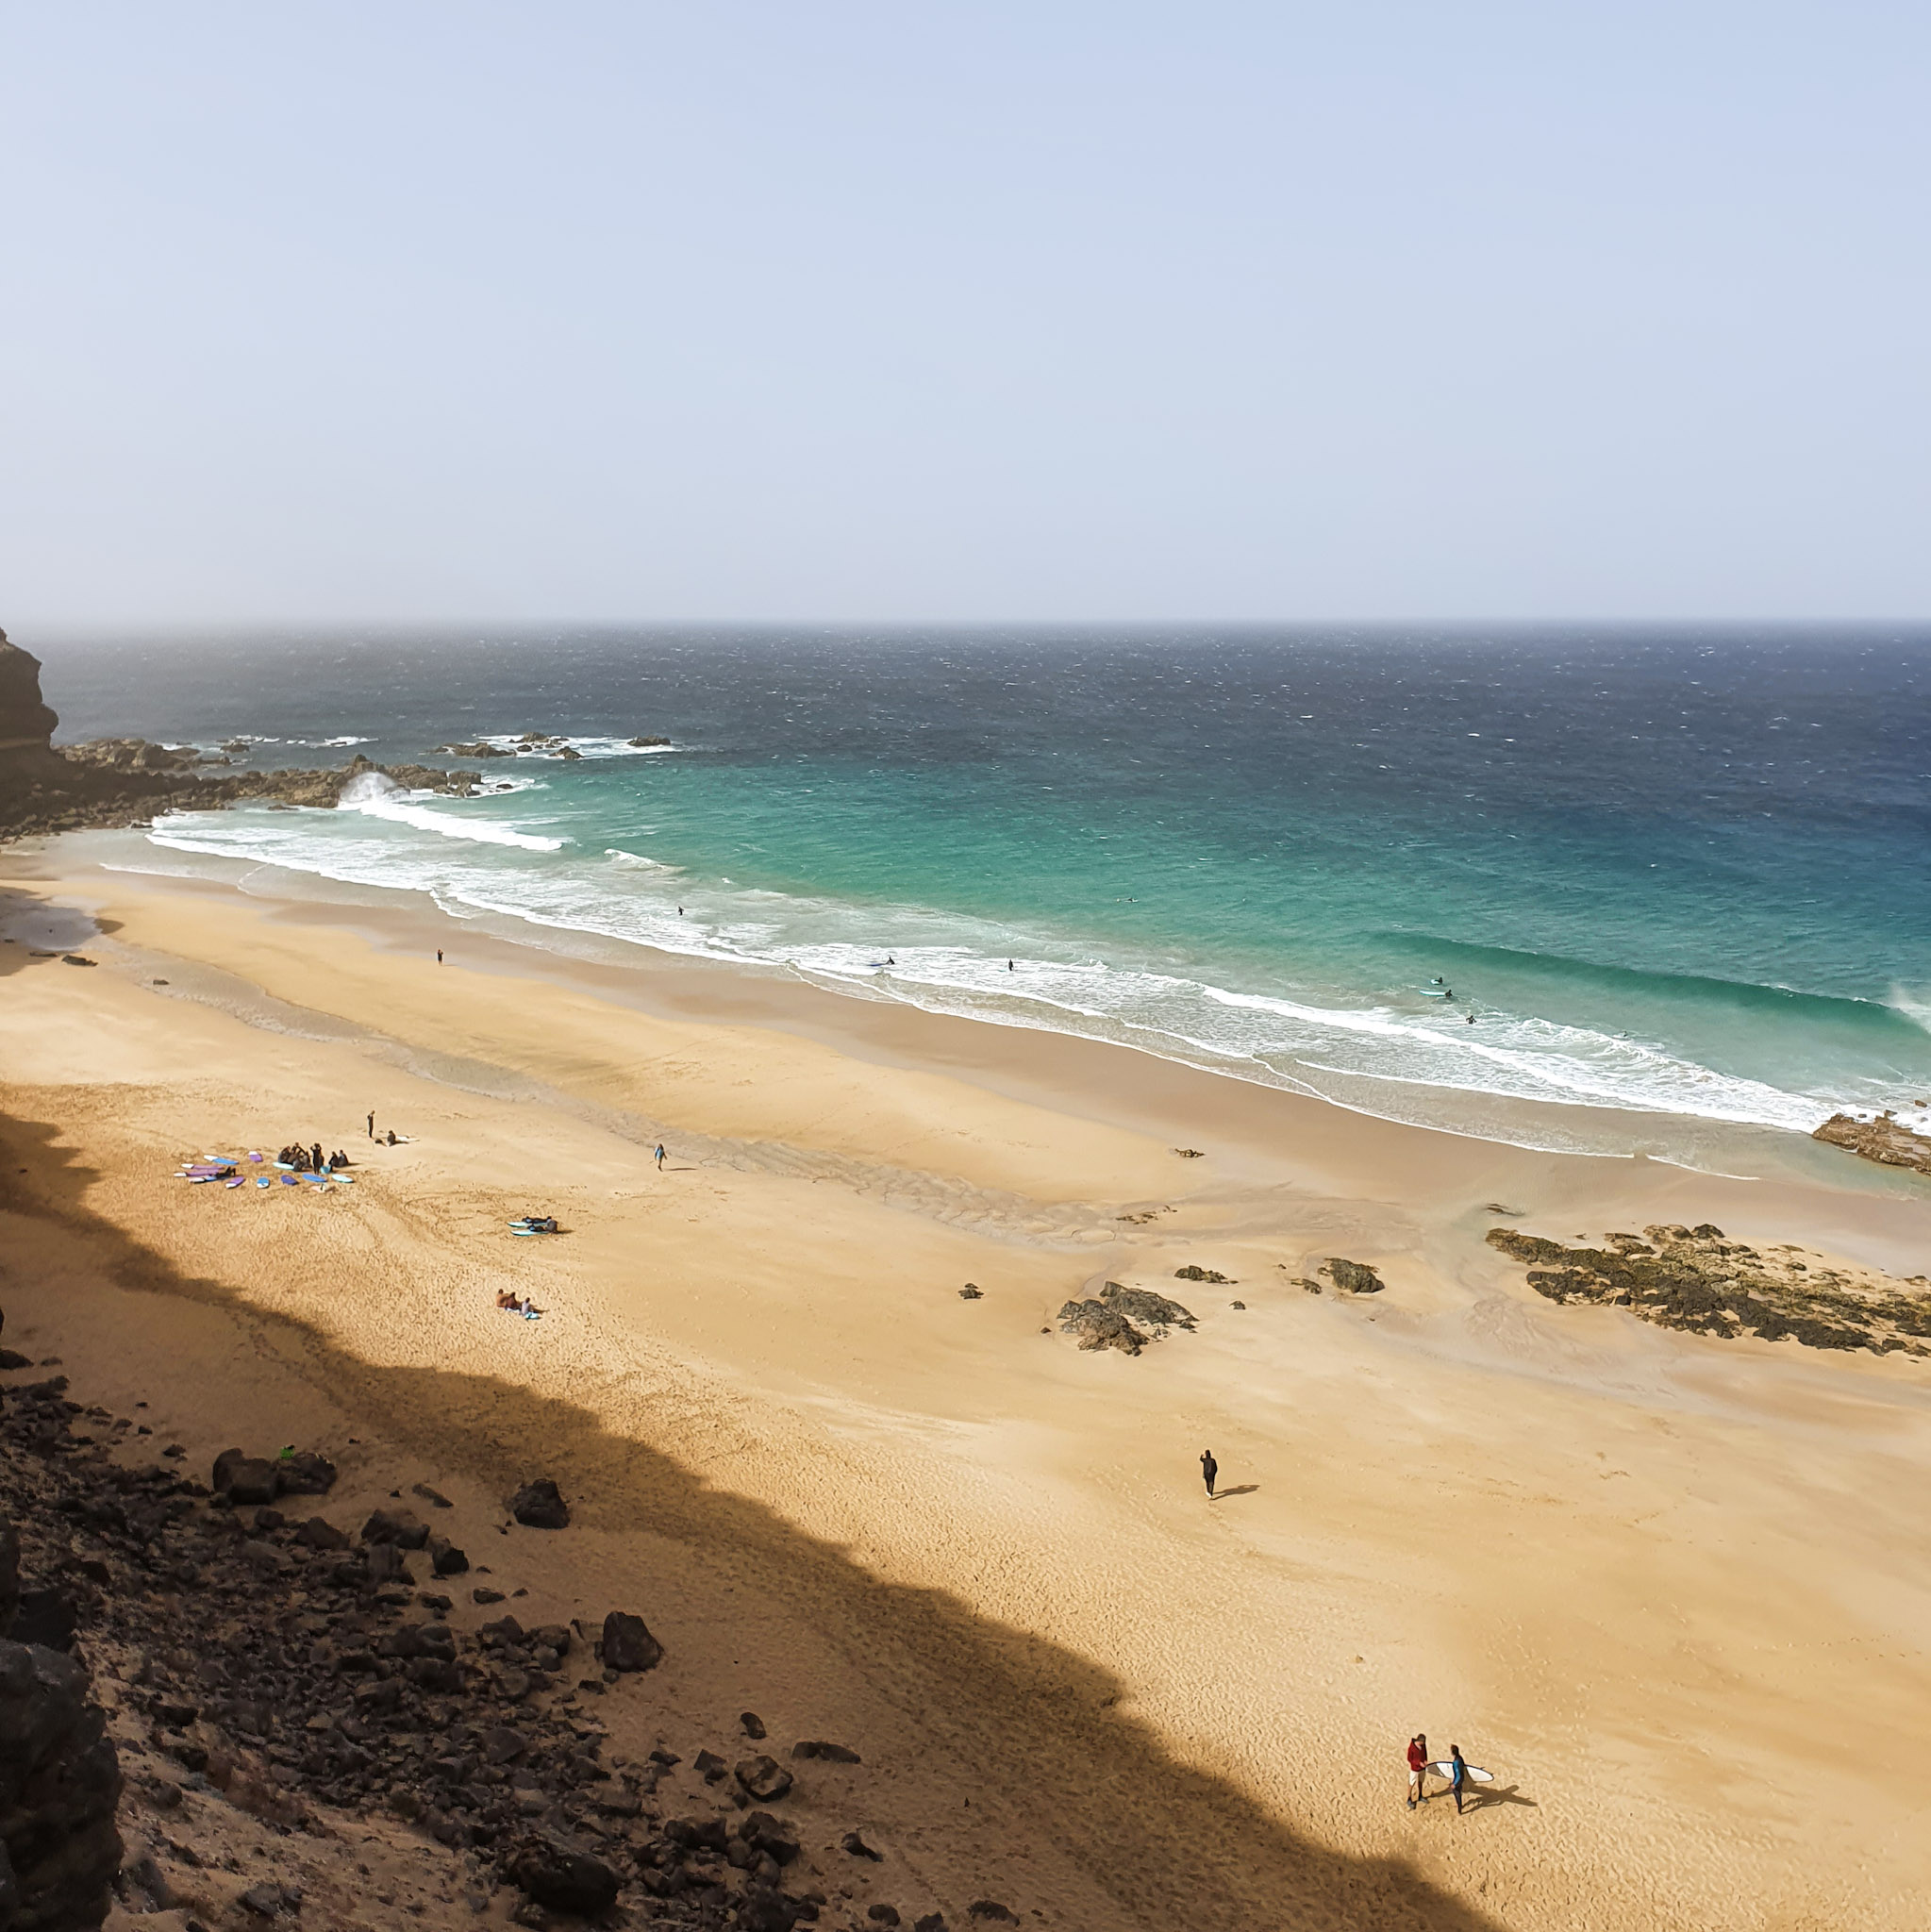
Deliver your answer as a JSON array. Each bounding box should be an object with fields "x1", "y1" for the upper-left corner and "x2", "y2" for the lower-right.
[{"x1": 1426, "y1": 1761, "x2": 1492, "y2": 1782}]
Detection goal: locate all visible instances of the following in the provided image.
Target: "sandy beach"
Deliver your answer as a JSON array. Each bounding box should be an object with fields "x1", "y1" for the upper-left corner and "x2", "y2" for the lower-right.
[{"x1": 6, "y1": 842, "x2": 1931, "y2": 1931}]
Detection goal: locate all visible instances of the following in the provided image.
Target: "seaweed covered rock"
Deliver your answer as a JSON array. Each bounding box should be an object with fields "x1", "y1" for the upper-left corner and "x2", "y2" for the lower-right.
[
  {"x1": 1056, "y1": 1301, "x2": 1146, "y2": 1356},
  {"x1": 1322, "y1": 1258, "x2": 1384, "y2": 1295},
  {"x1": 1098, "y1": 1283, "x2": 1196, "y2": 1334},
  {"x1": 1173, "y1": 1265, "x2": 1228, "y2": 1284},
  {"x1": 1487, "y1": 1224, "x2": 1931, "y2": 1353}
]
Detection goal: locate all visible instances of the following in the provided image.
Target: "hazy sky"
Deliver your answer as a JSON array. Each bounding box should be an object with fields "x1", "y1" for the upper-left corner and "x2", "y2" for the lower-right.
[{"x1": 3, "y1": 2, "x2": 1926, "y2": 625}]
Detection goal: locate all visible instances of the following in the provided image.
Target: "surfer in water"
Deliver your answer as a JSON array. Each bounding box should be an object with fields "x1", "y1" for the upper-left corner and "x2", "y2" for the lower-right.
[
  {"x1": 1407, "y1": 1734, "x2": 1428, "y2": 1808},
  {"x1": 1199, "y1": 1448, "x2": 1218, "y2": 1499}
]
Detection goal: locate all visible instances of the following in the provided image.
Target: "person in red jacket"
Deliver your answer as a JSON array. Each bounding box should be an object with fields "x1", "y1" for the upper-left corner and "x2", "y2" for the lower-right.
[{"x1": 1407, "y1": 1733, "x2": 1429, "y2": 1808}]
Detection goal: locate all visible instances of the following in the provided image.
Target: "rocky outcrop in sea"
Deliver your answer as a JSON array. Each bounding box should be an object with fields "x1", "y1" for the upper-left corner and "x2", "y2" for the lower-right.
[
  {"x1": 0, "y1": 633, "x2": 481, "y2": 842},
  {"x1": 1812, "y1": 1112, "x2": 1931, "y2": 1178}
]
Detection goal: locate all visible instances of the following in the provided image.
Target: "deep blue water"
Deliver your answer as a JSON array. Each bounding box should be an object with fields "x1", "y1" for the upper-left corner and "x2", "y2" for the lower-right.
[{"x1": 40, "y1": 625, "x2": 1931, "y2": 1154}]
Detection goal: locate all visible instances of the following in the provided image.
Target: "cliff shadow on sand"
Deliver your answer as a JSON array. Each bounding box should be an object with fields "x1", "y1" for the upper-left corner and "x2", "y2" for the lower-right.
[{"x1": 0, "y1": 1098, "x2": 1515, "y2": 1932}]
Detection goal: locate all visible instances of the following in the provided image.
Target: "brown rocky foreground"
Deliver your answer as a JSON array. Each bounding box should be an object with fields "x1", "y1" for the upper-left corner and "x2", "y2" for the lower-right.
[{"x1": 0, "y1": 1341, "x2": 1016, "y2": 1932}]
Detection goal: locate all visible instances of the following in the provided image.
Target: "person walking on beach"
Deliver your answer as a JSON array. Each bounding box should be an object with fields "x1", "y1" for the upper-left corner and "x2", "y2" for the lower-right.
[
  {"x1": 1199, "y1": 1448, "x2": 1218, "y2": 1498},
  {"x1": 436, "y1": 948, "x2": 443, "y2": 964},
  {"x1": 1407, "y1": 1734, "x2": 1428, "y2": 1808},
  {"x1": 655, "y1": 1144, "x2": 666, "y2": 1170},
  {"x1": 1447, "y1": 1744, "x2": 1469, "y2": 1814}
]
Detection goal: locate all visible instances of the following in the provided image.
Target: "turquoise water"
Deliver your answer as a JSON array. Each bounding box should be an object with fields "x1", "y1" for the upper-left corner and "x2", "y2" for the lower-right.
[{"x1": 46, "y1": 625, "x2": 1931, "y2": 1156}]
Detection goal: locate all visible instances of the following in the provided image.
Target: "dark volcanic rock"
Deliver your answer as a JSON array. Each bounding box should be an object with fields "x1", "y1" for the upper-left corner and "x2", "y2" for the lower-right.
[
  {"x1": 509, "y1": 1480, "x2": 570, "y2": 1529},
  {"x1": 740, "y1": 1711, "x2": 767, "y2": 1740},
  {"x1": 275, "y1": 1450, "x2": 337, "y2": 1496},
  {"x1": 0, "y1": 1515, "x2": 17, "y2": 1637},
  {"x1": 427, "y1": 1535, "x2": 469, "y2": 1576},
  {"x1": 10, "y1": 1591, "x2": 76, "y2": 1655},
  {"x1": 1322, "y1": 1257, "x2": 1384, "y2": 1295},
  {"x1": 504, "y1": 1834, "x2": 621, "y2": 1915},
  {"x1": 1055, "y1": 1300, "x2": 1145, "y2": 1356},
  {"x1": 791, "y1": 1740, "x2": 861, "y2": 1763},
  {"x1": 734, "y1": 1755, "x2": 794, "y2": 1802},
  {"x1": 361, "y1": 1507, "x2": 429, "y2": 1549},
  {"x1": 599, "y1": 1610, "x2": 662, "y2": 1674},
  {"x1": 293, "y1": 1516, "x2": 349, "y2": 1552},
  {"x1": 366, "y1": 1543, "x2": 415, "y2": 1586},
  {"x1": 1173, "y1": 1265, "x2": 1228, "y2": 1284},
  {"x1": 212, "y1": 1452, "x2": 280, "y2": 1506},
  {"x1": 0, "y1": 1638, "x2": 124, "y2": 1932}
]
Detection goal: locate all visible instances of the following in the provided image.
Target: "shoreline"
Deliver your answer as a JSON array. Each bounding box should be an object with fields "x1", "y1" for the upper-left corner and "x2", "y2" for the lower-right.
[
  {"x1": 6, "y1": 836, "x2": 1931, "y2": 1927},
  {"x1": 12, "y1": 827, "x2": 1920, "y2": 1200}
]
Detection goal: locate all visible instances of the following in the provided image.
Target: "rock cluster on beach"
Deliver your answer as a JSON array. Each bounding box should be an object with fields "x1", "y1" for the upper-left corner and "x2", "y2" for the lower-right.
[
  {"x1": 1487, "y1": 1224, "x2": 1931, "y2": 1354},
  {"x1": 1812, "y1": 1111, "x2": 1931, "y2": 1178},
  {"x1": 0, "y1": 629, "x2": 482, "y2": 843},
  {"x1": 0, "y1": 1339, "x2": 1006, "y2": 1931},
  {"x1": 1056, "y1": 1283, "x2": 1196, "y2": 1356}
]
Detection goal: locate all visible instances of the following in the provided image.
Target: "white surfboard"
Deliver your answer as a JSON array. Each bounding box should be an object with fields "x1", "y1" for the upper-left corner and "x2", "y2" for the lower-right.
[{"x1": 1427, "y1": 1760, "x2": 1493, "y2": 1782}]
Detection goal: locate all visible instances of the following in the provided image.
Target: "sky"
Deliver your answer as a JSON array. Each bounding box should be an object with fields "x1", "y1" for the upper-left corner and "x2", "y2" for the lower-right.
[{"x1": 2, "y1": 1, "x2": 1927, "y2": 626}]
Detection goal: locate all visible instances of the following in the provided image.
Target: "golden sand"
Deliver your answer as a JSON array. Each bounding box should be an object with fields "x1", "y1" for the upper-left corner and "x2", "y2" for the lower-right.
[{"x1": 4, "y1": 852, "x2": 1930, "y2": 1929}]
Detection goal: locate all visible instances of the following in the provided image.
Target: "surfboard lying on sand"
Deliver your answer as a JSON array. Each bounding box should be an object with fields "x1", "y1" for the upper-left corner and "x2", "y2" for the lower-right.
[{"x1": 1426, "y1": 1761, "x2": 1493, "y2": 1782}]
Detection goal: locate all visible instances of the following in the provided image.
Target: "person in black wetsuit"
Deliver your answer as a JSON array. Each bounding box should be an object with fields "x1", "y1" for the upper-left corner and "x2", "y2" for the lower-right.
[{"x1": 1200, "y1": 1449, "x2": 1218, "y2": 1498}]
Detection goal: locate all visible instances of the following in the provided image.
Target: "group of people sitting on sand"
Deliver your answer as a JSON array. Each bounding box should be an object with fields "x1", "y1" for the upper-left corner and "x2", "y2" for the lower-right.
[
  {"x1": 494, "y1": 1289, "x2": 542, "y2": 1321},
  {"x1": 278, "y1": 1141, "x2": 352, "y2": 1173}
]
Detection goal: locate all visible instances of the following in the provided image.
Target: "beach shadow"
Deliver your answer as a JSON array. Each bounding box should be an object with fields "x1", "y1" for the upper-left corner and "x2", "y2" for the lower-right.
[
  {"x1": 1465, "y1": 1783, "x2": 1538, "y2": 1812},
  {"x1": 0, "y1": 1098, "x2": 1520, "y2": 1932},
  {"x1": 1212, "y1": 1484, "x2": 1260, "y2": 1499}
]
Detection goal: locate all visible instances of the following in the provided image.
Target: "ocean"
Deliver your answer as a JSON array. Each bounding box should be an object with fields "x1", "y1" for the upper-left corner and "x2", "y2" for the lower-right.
[{"x1": 42, "y1": 625, "x2": 1931, "y2": 1162}]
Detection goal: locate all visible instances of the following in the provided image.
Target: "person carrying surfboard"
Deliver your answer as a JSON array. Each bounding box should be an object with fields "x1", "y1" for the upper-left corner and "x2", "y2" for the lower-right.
[{"x1": 1407, "y1": 1734, "x2": 1428, "y2": 1808}]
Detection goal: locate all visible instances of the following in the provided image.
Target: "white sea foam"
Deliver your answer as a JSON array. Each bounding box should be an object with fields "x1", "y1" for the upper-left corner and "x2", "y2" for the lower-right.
[
  {"x1": 605, "y1": 848, "x2": 682, "y2": 873},
  {"x1": 1887, "y1": 985, "x2": 1931, "y2": 1037},
  {"x1": 133, "y1": 800, "x2": 1899, "y2": 1148}
]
